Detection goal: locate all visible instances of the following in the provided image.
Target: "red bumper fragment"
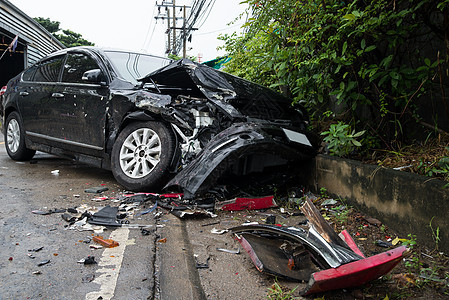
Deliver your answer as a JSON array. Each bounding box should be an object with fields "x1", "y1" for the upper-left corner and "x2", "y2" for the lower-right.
[
  {"x1": 303, "y1": 246, "x2": 408, "y2": 295},
  {"x1": 216, "y1": 196, "x2": 277, "y2": 211}
]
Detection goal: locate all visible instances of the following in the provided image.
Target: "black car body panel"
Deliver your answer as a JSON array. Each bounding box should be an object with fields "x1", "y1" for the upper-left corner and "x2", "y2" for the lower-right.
[{"x1": 1, "y1": 47, "x2": 317, "y2": 195}]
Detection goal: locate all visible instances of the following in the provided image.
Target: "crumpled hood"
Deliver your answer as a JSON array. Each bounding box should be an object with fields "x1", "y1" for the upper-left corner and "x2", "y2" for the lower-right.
[{"x1": 139, "y1": 59, "x2": 307, "y2": 123}]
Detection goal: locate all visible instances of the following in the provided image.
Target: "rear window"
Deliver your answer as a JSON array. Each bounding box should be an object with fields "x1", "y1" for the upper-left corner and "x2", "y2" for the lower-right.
[
  {"x1": 22, "y1": 65, "x2": 38, "y2": 81},
  {"x1": 104, "y1": 51, "x2": 171, "y2": 84}
]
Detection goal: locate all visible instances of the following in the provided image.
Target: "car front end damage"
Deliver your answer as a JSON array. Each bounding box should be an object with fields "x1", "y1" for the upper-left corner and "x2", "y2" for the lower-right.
[{"x1": 126, "y1": 59, "x2": 318, "y2": 196}]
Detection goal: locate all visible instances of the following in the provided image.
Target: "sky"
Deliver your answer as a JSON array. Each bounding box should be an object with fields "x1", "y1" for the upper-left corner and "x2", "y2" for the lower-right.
[{"x1": 8, "y1": 0, "x2": 247, "y2": 62}]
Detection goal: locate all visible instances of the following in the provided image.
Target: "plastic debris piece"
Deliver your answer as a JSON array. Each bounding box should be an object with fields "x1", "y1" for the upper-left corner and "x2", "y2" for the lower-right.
[
  {"x1": 28, "y1": 247, "x2": 44, "y2": 252},
  {"x1": 321, "y1": 199, "x2": 337, "y2": 206},
  {"x1": 31, "y1": 210, "x2": 51, "y2": 215},
  {"x1": 67, "y1": 207, "x2": 78, "y2": 213},
  {"x1": 216, "y1": 248, "x2": 240, "y2": 254},
  {"x1": 8, "y1": 257, "x2": 13, "y2": 261},
  {"x1": 194, "y1": 255, "x2": 210, "y2": 269},
  {"x1": 136, "y1": 201, "x2": 158, "y2": 216},
  {"x1": 266, "y1": 215, "x2": 276, "y2": 224},
  {"x1": 158, "y1": 238, "x2": 167, "y2": 243},
  {"x1": 141, "y1": 228, "x2": 151, "y2": 236},
  {"x1": 88, "y1": 205, "x2": 120, "y2": 227},
  {"x1": 62, "y1": 213, "x2": 76, "y2": 223},
  {"x1": 92, "y1": 236, "x2": 119, "y2": 248},
  {"x1": 32, "y1": 271, "x2": 42, "y2": 275},
  {"x1": 83, "y1": 256, "x2": 97, "y2": 265},
  {"x1": 51, "y1": 170, "x2": 59, "y2": 175},
  {"x1": 84, "y1": 187, "x2": 109, "y2": 193},
  {"x1": 27, "y1": 253, "x2": 36, "y2": 259},
  {"x1": 37, "y1": 260, "x2": 50, "y2": 266},
  {"x1": 92, "y1": 196, "x2": 109, "y2": 202},
  {"x1": 90, "y1": 245, "x2": 103, "y2": 250},
  {"x1": 216, "y1": 196, "x2": 277, "y2": 211},
  {"x1": 375, "y1": 240, "x2": 393, "y2": 248},
  {"x1": 201, "y1": 221, "x2": 220, "y2": 227},
  {"x1": 211, "y1": 228, "x2": 228, "y2": 234}
]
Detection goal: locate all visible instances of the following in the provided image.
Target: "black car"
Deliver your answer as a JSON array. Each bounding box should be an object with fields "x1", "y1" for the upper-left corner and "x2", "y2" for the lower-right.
[{"x1": 1, "y1": 46, "x2": 317, "y2": 197}]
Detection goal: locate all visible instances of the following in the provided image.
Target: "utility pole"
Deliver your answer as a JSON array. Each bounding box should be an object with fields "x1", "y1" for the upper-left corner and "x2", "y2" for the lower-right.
[
  {"x1": 172, "y1": 0, "x2": 176, "y2": 54},
  {"x1": 154, "y1": 1, "x2": 198, "y2": 57},
  {"x1": 182, "y1": 5, "x2": 186, "y2": 58}
]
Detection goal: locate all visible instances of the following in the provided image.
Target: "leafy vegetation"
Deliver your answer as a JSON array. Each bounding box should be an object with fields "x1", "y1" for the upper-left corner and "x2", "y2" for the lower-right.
[
  {"x1": 220, "y1": 0, "x2": 449, "y2": 156},
  {"x1": 34, "y1": 17, "x2": 94, "y2": 47}
]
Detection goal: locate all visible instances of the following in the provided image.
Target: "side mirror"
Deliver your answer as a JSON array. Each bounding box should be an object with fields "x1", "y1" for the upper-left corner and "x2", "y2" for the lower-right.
[{"x1": 82, "y1": 69, "x2": 106, "y2": 85}]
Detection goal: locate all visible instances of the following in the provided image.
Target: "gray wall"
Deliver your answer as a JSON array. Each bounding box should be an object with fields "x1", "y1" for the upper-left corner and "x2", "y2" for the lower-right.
[{"x1": 309, "y1": 154, "x2": 449, "y2": 253}]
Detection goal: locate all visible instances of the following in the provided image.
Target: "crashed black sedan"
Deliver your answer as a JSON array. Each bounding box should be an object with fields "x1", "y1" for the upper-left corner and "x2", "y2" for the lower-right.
[{"x1": 1, "y1": 47, "x2": 317, "y2": 197}]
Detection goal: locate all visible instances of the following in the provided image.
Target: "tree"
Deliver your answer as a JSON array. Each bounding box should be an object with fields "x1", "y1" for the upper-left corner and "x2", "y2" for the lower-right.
[
  {"x1": 220, "y1": 0, "x2": 449, "y2": 151},
  {"x1": 34, "y1": 17, "x2": 94, "y2": 47}
]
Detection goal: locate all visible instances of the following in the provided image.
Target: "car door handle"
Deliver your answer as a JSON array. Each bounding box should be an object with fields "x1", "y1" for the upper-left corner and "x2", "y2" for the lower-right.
[
  {"x1": 51, "y1": 93, "x2": 65, "y2": 98},
  {"x1": 19, "y1": 91, "x2": 29, "y2": 96}
]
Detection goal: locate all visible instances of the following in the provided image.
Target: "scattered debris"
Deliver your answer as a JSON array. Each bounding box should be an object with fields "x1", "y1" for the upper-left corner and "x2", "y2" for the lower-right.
[
  {"x1": 78, "y1": 256, "x2": 97, "y2": 265},
  {"x1": 211, "y1": 228, "x2": 228, "y2": 234},
  {"x1": 84, "y1": 186, "x2": 109, "y2": 193},
  {"x1": 376, "y1": 240, "x2": 393, "y2": 248},
  {"x1": 82, "y1": 274, "x2": 95, "y2": 282},
  {"x1": 231, "y1": 198, "x2": 409, "y2": 295},
  {"x1": 37, "y1": 260, "x2": 50, "y2": 267},
  {"x1": 92, "y1": 236, "x2": 119, "y2": 248},
  {"x1": 194, "y1": 255, "x2": 210, "y2": 269},
  {"x1": 320, "y1": 198, "x2": 337, "y2": 206},
  {"x1": 90, "y1": 245, "x2": 103, "y2": 250},
  {"x1": 141, "y1": 228, "x2": 151, "y2": 236},
  {"x1": 216, "y1": 248, "x2": 240, "y2": 254},
  {"x1": 28, "y1": 247, "x2": 44, "y2": 252},
  {"x1": 32, "y1": 271, "x2": 42, "y2": 275},
  {"x1": 216, "y1": 196, "x2": 277, "y2": 211},
  {"x1": 89, "y1": 206, "x2": 121, "y2": 227},
  {"x1": 157, "y1": 238, "x2": 167, "y2": 243},
  {"x1": 51, "y1": 170, "x2": 59, "y2": 175},
  {"x1": 265, "y1": 215, "x2": 276, "y2": 224}
]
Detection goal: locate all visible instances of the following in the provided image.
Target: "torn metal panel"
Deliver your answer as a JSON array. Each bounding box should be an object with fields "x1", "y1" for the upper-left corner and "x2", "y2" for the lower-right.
[
  {"x1": 301, "y1": 197, "x2": 352, "y2": 251},
  {"x1": 235, "y1": 233, "x2": 320, "y2": 281},
  {"x1": 231, "y1": 224, "x2": 362, "y2": 270},
  {"x1": 302, "y1": 246, "x2": 408, "y2": 295},
  {"x1": 231, "y1": 199, "x2": 408, "y2": 295},
  {"x1": 216, "y1": 196, "x2": 277, "y2": 211}
]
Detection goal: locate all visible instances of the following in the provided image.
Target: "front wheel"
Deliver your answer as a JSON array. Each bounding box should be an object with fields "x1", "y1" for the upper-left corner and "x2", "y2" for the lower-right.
[
  {"x1": 111, "y1": 121, "x2": 176, "y2": 191},
  {"x1": 4, "y1": 111, "x2": 36, "y2": 161}
]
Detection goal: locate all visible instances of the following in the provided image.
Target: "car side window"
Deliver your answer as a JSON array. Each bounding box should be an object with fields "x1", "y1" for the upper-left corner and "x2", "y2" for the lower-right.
[
  {"x1": 33, "y1": 56, "x2": 64, "y2": 82},
  {"x1": 62, "y1": 53, "x2": 99, "y2": 84},
  {"x1": 22, "y1": 65, "x2": 38, "y2": 81}
]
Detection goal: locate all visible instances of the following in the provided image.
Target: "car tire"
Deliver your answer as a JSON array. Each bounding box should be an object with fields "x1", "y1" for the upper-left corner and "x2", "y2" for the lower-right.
[
  {"x1": 111, "y1": 121, "x2": 176, "y2": 191},
  {"x1": 4, "y1": 111, "x2": 36, "y2": 161}
]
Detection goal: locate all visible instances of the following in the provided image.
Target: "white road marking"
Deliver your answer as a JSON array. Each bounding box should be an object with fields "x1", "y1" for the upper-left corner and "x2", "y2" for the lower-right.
[{"x1": 85, "y1": 228, "x2": 130, "y2": 300}]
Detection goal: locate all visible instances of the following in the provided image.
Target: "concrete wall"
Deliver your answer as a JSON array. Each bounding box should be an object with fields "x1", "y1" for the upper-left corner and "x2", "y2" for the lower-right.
[{"x1": 309, "y1": 154, "x2": 448, "y2": 253}]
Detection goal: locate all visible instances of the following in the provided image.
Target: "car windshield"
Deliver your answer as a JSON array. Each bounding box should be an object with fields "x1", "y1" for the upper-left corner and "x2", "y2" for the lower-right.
[{"x1": 104, "y1": 50, "x2": 171, "y2": 84}]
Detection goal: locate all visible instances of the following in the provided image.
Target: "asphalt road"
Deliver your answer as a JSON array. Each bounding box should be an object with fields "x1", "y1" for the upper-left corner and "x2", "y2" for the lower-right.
[
  {"x1": 0, "y1": 133, "x2": 157, "y2": 300},
  {"x1": 0, "y1": 132, "x2": 304, "y2": 300}
]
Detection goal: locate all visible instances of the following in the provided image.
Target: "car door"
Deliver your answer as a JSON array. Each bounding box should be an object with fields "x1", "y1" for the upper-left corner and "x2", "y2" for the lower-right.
[
  {"x1": 54, "y1": 51, "x2": 109, "y2": 154},
  {"x1": 19, "y1": 55, "x2": 64, "y2": 139}
]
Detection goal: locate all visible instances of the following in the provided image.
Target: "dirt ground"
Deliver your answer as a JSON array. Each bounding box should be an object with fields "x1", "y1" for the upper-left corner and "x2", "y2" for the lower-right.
[{"x1": 179, "y1": 190, "x2": 449, "y2": 300}]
